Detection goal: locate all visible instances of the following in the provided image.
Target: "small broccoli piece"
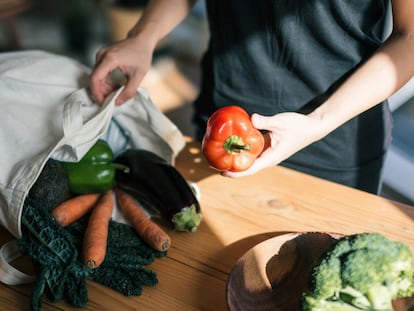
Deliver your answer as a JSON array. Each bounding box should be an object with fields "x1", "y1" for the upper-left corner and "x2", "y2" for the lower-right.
[
  {"x1": 308, "y1": 253, "x2": 342, "y2": 299},
  {"x1": 302, "y1": 233, "x2": 414, "y2": 311}
]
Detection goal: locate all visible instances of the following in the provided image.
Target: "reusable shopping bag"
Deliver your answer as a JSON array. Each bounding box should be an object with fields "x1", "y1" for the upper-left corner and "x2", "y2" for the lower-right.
[{"x1": 0, "y1": 50, "x2": 185, "y2": 285}]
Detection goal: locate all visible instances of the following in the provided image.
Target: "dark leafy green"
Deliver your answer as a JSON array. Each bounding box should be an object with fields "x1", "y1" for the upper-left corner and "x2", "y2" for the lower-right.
[{"x1": 19, "y1": 196, "x2": 166, "y2": 310}]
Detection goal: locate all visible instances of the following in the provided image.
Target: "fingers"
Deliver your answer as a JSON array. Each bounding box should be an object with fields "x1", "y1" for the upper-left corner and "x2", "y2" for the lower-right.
[
  {"x1": 221, "y1": 145, "x2": 276, "y2": 178},
  {"x1": 90, "y1": 50, "x2": 120, "y2": 105},
  {"x1": 220, "y1": 157, "x2": 269, "y2": 178},
  {"x1": 90, "y1": 76, "x2": 120, "y2": 105},
  {"x1": 221, "y1": 112, "x2": 321, "y2": 179},
  {"x1": 114, "y1": 72, "x2": 144, "y2": 105},
  {"x1": 219, "y1": 124, "x2": 278, "y2": 178},
  {"x1": 251, "y1": 113, "x2": 275, "y2": 131},
  {"x1": 90, "y1": 46, "x2": 148, "y2": 106},
  {"x1": 95, "y1": 47, "x2": 108, "y2": 65}
]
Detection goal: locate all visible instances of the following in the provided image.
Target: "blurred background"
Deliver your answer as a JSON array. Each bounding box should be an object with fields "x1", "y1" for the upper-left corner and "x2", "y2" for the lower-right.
[
  {"x1": 0, "y1": 0, "x2": 209, "y2": 138},
  {"x1": 1, "y1": 0, "x2": 413, "y2": 205}
]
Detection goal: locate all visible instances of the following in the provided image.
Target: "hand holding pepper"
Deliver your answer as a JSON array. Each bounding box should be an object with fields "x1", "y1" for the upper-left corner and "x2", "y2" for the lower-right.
[
  {"x1": 222, "y1": 111, "x2": 327, "y2": 178},
  {"x1": 201, "y1": 105, "x2": 265, "y2": 172}
]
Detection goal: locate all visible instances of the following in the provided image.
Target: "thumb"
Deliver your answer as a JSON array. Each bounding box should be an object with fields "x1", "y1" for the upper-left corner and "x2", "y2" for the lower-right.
[
  {"x1": 115, "y1": 76, "x2": 141, "y2": 105},
  {"x1": 115, "y1": 88, "x2": 135, "y2": 105},
  {"x1": 251, "y1": 113, "x2": 274, "y2": 131}
]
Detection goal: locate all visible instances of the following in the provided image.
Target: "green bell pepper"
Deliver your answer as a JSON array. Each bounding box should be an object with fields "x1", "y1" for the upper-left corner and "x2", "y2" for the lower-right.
[{"x1": 62, "y1": 139, "x2": 128, "y2": 194}]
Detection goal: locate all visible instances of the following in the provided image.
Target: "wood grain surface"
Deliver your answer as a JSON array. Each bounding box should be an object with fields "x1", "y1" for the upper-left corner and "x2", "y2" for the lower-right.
[{"x1": 1, "y1": 138, "x2": 414, "y2": 310}]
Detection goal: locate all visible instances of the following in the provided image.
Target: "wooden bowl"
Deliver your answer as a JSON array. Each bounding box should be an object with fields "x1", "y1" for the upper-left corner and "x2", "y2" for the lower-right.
[
  {"x1": 227, "y1": 232, "x2": 339, "y2": 311},
  {"x1": 227, "y1": 232, "x2": 413, "y2": 311}
]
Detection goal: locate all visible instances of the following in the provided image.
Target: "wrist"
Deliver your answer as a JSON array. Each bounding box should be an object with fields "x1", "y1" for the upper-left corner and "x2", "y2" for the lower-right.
[
  {"x1": 127, "y1": 20, "x2": 161, "y2": 50},
  {"x1": 307, "y1": 104, "x2": 339, "y2": 140}
]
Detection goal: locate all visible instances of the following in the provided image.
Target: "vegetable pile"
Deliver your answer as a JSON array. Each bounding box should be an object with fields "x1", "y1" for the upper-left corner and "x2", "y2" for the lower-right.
[
  {"x1": 20, "y1": 197, "x2": 163, "y2": 310},
  {"x1": 115, "y1": 148, "x2": 202, "y2": 232},
  {"x1": 202, "y1": 105, "x2": 265, "y2": 172},
  {"x1": 301, "y1": 233, "x2": 414, "y2": 311},
  {"x1": 19, "y1": 140, "x2": 201, "y2": 310}
]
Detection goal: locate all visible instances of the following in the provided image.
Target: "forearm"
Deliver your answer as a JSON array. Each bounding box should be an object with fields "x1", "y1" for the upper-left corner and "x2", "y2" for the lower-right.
[
  {"x1": 127, "y1": 0, "x2": 197, "y2": 49},
  {"x1": 309, "y1": 30, "x2": 414, "y2": 139}
]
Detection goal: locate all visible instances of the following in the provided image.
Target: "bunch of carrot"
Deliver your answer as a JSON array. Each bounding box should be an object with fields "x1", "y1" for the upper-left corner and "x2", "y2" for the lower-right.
[{"x1": 51, "y1": 188, "x2": 171, "y2": 269}]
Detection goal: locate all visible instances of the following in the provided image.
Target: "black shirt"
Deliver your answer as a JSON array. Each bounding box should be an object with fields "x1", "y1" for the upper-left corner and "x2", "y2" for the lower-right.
[{"x1": 194, "y1": 0, "x2": 392, "y2": 193}]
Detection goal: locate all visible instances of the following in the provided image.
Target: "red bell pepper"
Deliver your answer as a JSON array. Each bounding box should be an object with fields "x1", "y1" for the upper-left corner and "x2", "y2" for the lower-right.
[{"x1": 201, "y1": 105, "x2": 265, "y2": 172}]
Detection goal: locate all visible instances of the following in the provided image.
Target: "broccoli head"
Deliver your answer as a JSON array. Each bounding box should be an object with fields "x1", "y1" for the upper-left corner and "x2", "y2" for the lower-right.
[{"x1": 302, "y1": 233, "x2": 414, "y2": 311}]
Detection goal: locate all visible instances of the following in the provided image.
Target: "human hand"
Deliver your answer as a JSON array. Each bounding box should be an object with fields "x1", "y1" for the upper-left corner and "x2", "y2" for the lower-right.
[
  {"x1": 222, "y1": 112, "x2": 326, "y2": 178},
  {"x1": 89, "y1": 37, "x2": 154, "y2": 106}
]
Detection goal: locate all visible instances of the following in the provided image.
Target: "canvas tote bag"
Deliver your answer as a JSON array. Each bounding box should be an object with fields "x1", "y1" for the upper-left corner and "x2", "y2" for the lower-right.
[{"x1": 0, "y1": 50, "x2": 185, "y2": 285}]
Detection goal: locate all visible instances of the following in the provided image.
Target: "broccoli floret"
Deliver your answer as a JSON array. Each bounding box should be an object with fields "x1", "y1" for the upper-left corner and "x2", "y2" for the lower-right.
[
  {"x1": 346, "y1": 232, "x2": 391, "y2": 250},
  {"x1": 308, "y1": 253, "x2": 342, "y2": 299},
  {"x1": 309, "y1": 237, "x2": 352, "y2": 299},
  {"x1": 302, "y1": 233, "x2": 414, "y2": 311},
  {"x1": 302, "y1": 294, "x2": 362, "y2": 311}
]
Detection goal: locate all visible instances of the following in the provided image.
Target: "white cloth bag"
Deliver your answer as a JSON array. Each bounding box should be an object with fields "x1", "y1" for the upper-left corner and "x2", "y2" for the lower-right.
[{"x1": 0, "y1": 50, "x2": 185, "y2": 284}]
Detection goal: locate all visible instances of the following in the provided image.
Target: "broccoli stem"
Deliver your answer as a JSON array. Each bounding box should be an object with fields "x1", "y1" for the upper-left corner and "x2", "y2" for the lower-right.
[{"x1": 366, "y1": 286, "x2": 393, "y2": 311}]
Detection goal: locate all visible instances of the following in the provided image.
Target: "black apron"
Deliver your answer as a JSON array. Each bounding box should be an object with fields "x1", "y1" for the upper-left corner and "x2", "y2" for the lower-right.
[{"x1": 193, "y1": 0, "x2": 392, "y2": 193}]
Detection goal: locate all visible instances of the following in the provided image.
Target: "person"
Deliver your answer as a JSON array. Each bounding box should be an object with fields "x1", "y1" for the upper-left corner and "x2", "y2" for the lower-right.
[{"x1": 89, "y1": 0, "x2": 414, "y2": 194}]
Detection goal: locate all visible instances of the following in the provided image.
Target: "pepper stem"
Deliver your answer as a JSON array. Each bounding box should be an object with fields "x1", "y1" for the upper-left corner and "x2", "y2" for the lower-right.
[{"x1": 224, "y1": 135, "x2": 251, "y2": 154}]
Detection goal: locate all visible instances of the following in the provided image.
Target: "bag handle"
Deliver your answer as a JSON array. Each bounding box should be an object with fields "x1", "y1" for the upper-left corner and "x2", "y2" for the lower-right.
[
  {"x1": 57, "y1": 88, "x2": 118, "y2": 162},
  {"x1": 62, "y1": 90, "x2": 86, "y2": 137},
  {"x1": 62, "y1": 88, "x2": 119, "y2": 137},
  {"x1": 0, "y1": 240, "x2": 36, "y2": 285}
]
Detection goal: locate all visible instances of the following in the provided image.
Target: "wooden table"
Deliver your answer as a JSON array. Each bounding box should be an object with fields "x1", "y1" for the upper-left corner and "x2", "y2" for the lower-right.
[{"x1": 1, "y1": 138, "x2": 414, "y2": 310}]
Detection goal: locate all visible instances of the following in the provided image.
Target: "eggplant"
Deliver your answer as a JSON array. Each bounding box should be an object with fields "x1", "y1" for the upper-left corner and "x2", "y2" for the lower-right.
[{"x1": 115, "y1": 149, "x2": 201, "y2": 232}]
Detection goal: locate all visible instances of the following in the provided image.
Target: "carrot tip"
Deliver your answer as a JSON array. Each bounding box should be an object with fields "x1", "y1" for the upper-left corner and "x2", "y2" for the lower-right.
[
  {"x1": 86, "y1": 259, "x2": 97, "y2": 269},
  {"x1": 161, "y1": 241, "x2": 170, "y2": 251}
]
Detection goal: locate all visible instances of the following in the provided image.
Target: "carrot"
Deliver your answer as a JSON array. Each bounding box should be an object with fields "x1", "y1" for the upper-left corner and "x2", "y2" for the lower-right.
[
  {"x1": 82, "y1": 190, "x2": 114, "y2": 269},
  {"x1": 51, "y1": 193, "x2": 101, "y2": 227},
  {"x1": 114, "y1": 187, "x2": 171, "y2": 252}
]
